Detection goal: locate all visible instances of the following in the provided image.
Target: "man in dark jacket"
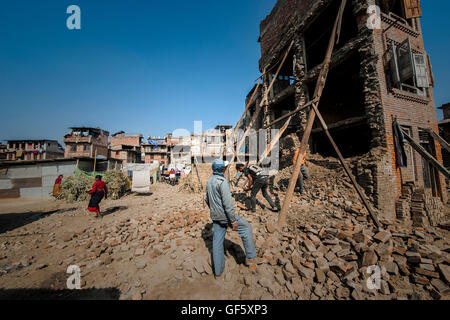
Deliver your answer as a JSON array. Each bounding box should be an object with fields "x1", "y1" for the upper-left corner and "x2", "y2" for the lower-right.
[
  {"x1": 236, "y1": 163, "x2": 279, "y2": 213},
  {"x1": 206, "y1": 159, "x2": 258, "y2": 277}
]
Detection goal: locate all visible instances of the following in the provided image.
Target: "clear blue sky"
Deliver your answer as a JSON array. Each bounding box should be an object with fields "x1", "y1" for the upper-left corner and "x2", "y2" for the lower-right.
[{"x1": 0, "y1": 0, "x2": 449, "y2": 145}]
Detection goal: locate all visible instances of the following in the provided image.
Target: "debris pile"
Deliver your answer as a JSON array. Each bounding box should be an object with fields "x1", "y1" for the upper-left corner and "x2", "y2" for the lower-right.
[
  {"x1": 178, "y1": 175, "x2": 204, "y2": 194},
  {"x1": 0, "y1": 166, "x2": 448, "y2": 300}
]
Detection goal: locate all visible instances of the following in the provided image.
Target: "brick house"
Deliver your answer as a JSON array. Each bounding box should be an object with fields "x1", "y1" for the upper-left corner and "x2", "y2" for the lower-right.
[
  {"x1": 109, "y1": 132, "x2": 143, "y2": 165},
  {"x1": 63, "y1": 127, "x2": 109, "y2": 159},
  {"x1": 142, "y1": 137, "x2": 170, "y2": 166},
  {"x1": 0, "y1": 143, "x2": 7, "y2": 160},
  {"x1": 4, "y1": 140, "x2": 64, "y2": 161},
  {"x1": 243, "y1": 0, "x2": 445, "y2": 224}
]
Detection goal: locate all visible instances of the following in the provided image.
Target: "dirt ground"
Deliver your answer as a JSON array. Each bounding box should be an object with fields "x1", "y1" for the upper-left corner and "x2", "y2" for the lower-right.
[
  {"x1": 0, "y1": 183, "x2": 281, "y2": 300},
  {"x1": 0, "y1": 163, "x2": 449, "y2": 300}
]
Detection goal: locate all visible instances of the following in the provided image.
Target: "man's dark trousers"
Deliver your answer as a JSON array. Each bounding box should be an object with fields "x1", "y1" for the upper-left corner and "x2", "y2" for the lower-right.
[{"x1": 250, "y1": 175, "x2": 275, "y2": 211}]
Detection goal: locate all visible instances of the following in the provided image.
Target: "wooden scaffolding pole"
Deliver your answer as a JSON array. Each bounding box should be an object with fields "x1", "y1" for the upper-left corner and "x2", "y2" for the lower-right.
[
  {"x1": 227, "y1": 40, "x2": 295, "y2": 174},
  {"x1": 402, "y1": 128, "x2": 450, "y2": 179},
  {"x1": 193, "y1": 157, "x2": 204, "y2": 190},
  {"x1": 426, "y1": 128, "x2": 450, "y2": 153},
  {"x1": 263, "y1": 97, "x2": 319, "y2": 129},
  {"x1": 93, "y1": 147, "x2": 98, "y2": 173},
  {"x1": 258, "y1": 116, "x2": 293, "y2": 166},
  {"x1": 193, "y1": 156, "x2": 207, "y2": 208},
  {"x1": 278, "y1": 0, "x2": 353, "y2": 229},
  {"x1": 309, "y1": 103, "x2": 381, "y2": 228},
  {"x1": 233, "y1": 74, "x2": 264, "y2": 136}
]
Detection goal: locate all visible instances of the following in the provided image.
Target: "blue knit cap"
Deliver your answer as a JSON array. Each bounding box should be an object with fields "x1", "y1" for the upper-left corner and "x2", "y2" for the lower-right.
[{"x1": 212, "y1": 159, "x2": 225, "y2": 176}]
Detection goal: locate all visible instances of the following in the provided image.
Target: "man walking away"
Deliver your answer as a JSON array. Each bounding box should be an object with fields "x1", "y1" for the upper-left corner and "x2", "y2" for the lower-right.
[
  {"x1": 206, "y1": 159, "x2": 258, "y2": 277},
  {"x1": 236, "y1": 163, "x2": 279, "y2": 213},
  {"x1": 292, "y1": 149, "x2": 309, "y2": 194}
]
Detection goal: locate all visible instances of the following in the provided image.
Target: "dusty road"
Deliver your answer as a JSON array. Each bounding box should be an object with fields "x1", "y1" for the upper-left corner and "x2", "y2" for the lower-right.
[
  {"x1": 0, "y1": 184, "x2": 279, "y2": 300},
  {"x1": 1, "y1": 164, "x2": 449, "y2": 300}
]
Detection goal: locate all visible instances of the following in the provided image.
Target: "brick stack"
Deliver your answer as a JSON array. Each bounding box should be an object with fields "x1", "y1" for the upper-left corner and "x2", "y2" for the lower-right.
[{"x1": 411, "y1": 189, "x2": 430, "y2": 228}]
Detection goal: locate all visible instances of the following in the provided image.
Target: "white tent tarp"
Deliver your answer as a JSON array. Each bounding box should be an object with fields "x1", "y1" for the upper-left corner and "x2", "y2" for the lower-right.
[{"x1": 126, "y1": 163, "x2": 159, "y2": 193}]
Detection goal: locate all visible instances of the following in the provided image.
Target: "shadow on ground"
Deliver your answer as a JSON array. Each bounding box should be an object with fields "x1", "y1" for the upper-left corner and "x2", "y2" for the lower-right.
[
  {"x1": 0, "y1": 207, "x2": 77, "y2": 235},
  {"x1": 102, "y1": 206, "x2": 128, "y2": 217},
  {"x1": 0, "y1": 288, "x2": 120, "y2": 300},
  {"x1": 133, "y1": 193, "x2": 153, "y2": 197}
]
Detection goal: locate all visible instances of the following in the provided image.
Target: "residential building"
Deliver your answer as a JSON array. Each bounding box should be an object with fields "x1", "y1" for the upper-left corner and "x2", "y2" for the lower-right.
[
  {"x1": 142, "y1": 137, "x2": 170, "y2": 166},
  {"x1": 243, "y1": 0, "x2": 445, "y2": 224},
  {"x1": 4, "y1": 140, "x2": 64, "y2": 161},
  {"x1": 63, "y1": 127, "x2": 109, "y2": 159},
  {"x1": 0, "y1": 144, "x2": 7, "y2": 160},
  {"x1": 109, "y1": 132, "x2": 143, "y2": 165}
]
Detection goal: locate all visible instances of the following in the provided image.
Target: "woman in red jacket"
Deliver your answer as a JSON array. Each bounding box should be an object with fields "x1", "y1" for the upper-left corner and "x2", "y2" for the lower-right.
[{"x1": 86, "y1": 175, "x2": 108, "y2": 218}]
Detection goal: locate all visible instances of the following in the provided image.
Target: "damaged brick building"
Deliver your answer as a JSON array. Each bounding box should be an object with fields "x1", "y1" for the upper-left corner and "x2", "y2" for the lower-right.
[{"x1": 243, "y1": 0, "x2": 446, "y2": 224}]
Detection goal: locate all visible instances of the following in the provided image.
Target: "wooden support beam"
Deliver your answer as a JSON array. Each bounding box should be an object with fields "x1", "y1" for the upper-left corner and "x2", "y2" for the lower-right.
[
  {"x1": 227, "y1": 40, "x2": 295, "y2": 171},
  {"x1": 233, "y1": 75, "x2": 264, "y2": 136},
  {"x1": 93, "y1": 148, "x2": 98, "y2": 173},
  {"x1": 268, "y1": 84, "x2": 295, "y2": 106},
  {"x1": 193, "y1": 157, "x2": 206, "y2": 208},
  {"x1": 426, "y1": 128, "x2": 450, "y2": 153},
  {"x1": 258, "y1": 116, "x2": 293, "y2": 166},
  {"x1": 263, "y1": 97, "x2": 319, "y2": 129},
  {"x1": 402, "y1": 129, "x2": 450, "y2": 180},
  {"x1": 311, "y1": 116, "x2": 367, "y2": 134},
  {"x1": 278, "y1": 0, "x2": 348, "y2": 229}
]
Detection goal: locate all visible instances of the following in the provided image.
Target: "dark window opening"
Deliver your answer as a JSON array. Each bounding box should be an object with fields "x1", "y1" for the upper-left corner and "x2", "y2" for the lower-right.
[
  {"x1": 268, "y1": 51, "x2": 295, "y2": 98},
  {"x1": 272, "y1": 93, "x2": 298, "y2": 135},
  {"x1": 307, "y1": 52, "x2": 366, "y2": 128},
  {"x1": 304, "y1": 0, "x2": 358, "y2": 71},
  {"x1": 312, "y1": 122, "x2": 372, "y2": 158},
  {"x1": 419, "y1": 129, "x2": 441, "y2": 198}
]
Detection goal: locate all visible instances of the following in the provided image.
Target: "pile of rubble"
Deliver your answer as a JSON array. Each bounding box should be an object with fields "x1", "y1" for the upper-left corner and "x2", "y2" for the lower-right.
[
  {"x1": 178, "y1": 175, "x2": 204, "y2": 194},
  {"x1": 247, "y1": 213, "x2": 450, "y2": 300},
  {"x1": 0, "y1": 162, "x2": 448, "y2": 300}
]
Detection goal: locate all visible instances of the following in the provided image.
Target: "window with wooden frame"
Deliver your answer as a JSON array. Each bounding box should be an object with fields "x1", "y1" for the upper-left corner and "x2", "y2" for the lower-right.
[{"x1": 387, "y1": 38, "x2": 430, "y2": 96}]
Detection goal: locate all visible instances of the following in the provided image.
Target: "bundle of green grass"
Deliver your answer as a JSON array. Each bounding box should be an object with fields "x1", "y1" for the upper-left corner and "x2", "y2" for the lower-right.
[{"x1": 58, "y1": 171, "x2": 130, "y2": 202}]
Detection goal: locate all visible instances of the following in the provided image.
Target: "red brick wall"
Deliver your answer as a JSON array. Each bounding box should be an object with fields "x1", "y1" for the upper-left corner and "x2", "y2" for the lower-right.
[
  {"x1": 259, "y1": 0, "x2": 319, "y2": 66},
  {"x1": 371, "y1": 16, "x2": 447, "y2": 204},
  {"x1": 109, "y1": 136, "x2": 141, "y2": 147},
  {"x1": 145, "y1": 154, "x2": 168, "y2": 166}
]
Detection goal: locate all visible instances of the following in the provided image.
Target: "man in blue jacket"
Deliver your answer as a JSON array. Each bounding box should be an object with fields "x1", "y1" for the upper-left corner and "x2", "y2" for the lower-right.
[{"x1": 205, "y1": 159, "x2": 258, "y2": 278}]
